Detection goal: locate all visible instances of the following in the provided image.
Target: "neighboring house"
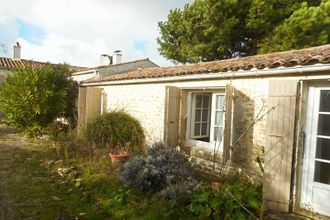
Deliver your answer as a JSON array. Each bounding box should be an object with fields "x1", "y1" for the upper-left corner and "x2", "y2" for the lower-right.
[
  {"x1": 0, "y1": 42, "x2": 87, "y2": 85},
  {"x1": 79, "y1": 44, "x2": 330, "y2": 218},
  {"x1": 71, "y1": 50, "x2": 158, "y2": 83}
]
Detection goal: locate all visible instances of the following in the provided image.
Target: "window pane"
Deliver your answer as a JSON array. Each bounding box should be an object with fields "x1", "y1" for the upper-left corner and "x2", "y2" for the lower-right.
[
  {"x1": 216, "y1": 95, "x2": 225, "y2": 110},
  {"x1": 314, "y1": 161, "x2": 330, "y2": 185},
  {"x1": 319, "y1": 90, "x2": 330, "y2": 112},
  {"x1": 194, "y1": 123, "x2": 200, "y2": 136},
  {"x1": 196, "y1": 95, "x2": 202, "y2": 108},
  {"x1": 202, "y1": 109, "x2": 208, "y2": 122},
  {"x1": 203, "y1": 95, "x2": 209, "y2": 108},
  {"x1": 214, "y1": 127, "x2": 223, "y2": 142},
  {"x1": 317, "y1": 114, "x2": 330, "y2": 136},
  {"x1": 215, "y1": 111, "x2": 224, "y2": 126},
  {"x1": 201, "y1": 123, "x2": 208, "y2": 135},
  {"x1": 195, "y1": 109, "x2": 201, "y2": 122},
  {"x1": 316, "y1": 138, "x2": 330, "y2": 161}
]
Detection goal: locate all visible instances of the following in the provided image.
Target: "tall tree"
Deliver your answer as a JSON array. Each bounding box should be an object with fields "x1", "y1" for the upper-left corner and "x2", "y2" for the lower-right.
[
  {"x1": 259, "y1": 0, "x2": 330, "y2": 53},
  {"x1": 157, "y1": 0, "x2": 324, "y2": 63}
]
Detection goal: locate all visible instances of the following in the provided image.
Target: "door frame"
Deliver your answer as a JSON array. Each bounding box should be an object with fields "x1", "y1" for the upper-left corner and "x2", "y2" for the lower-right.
[{"x1": 300, "y1": 83, "x2": 330, "y2": 217}]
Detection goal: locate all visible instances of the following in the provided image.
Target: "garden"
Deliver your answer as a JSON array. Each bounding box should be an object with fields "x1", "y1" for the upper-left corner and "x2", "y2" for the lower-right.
[
  {"x1": 0, "y1": 65, "x2": 263, "y2": 219},
  {"x1": 0, "y1": 111, "x2": 263, "y2": 219}
]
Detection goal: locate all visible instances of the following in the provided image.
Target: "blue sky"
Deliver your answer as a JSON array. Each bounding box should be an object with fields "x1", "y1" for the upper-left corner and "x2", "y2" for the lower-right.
[
  {"x1": 17, "y1": 20, "x2": 46, "y2": 45},
  {"x1": 0, "y1": 0, "x2": 193, "y2": 67},
  {"x1": 134, "y1": 41, "x2": 147, "y2": 52}
]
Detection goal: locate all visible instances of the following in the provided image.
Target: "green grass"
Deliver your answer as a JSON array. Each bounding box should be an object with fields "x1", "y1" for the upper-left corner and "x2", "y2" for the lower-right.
[
  {"x1": 0, "y1": 126, "x2": 263, "y2": 219},
  {"x1": 2, "y1": 138, "x2": 169, "y2": 219}
]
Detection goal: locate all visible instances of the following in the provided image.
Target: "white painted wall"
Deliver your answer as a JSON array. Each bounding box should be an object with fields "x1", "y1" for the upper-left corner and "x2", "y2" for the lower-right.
[{"x1": 72, "y1": 70, "x2": 96, "y2": 83}]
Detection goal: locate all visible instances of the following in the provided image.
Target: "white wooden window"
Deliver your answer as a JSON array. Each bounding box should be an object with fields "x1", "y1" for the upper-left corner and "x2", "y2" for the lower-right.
[
  {"x1": 191, "y1": 94, "x2": 211, "y2": 138},
  {"x1": 187, "y1": 92, "x2": 226, "y2": 150}
]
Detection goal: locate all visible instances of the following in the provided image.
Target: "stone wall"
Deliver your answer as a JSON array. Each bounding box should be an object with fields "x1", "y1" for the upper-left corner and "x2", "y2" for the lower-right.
[
  {"x1": 103, "y1": 84, "x2": 167, "y2": 144},
  {"x1": 98, "y1": 77, "x2": 270, "y2": 182}
]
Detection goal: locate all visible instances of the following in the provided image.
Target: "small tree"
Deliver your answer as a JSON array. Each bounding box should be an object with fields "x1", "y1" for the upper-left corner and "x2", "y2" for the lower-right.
[{"x1": 0, "y1": 64, "x2": 78, "y2": 135}]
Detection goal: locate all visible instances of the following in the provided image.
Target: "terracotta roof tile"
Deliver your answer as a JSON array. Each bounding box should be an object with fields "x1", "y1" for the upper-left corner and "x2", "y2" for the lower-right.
[
  {"x1": 0, "y1": 57, "x2": 88, "y2": 72},
  {"x1": 83, "y1": 45, "x2": 330, "y2": 84}
]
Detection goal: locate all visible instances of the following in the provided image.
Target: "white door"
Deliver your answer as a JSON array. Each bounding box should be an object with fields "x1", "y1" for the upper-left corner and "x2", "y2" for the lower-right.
[{"x1": 302, "y1": 86, "x2": 330, "y2": 217}]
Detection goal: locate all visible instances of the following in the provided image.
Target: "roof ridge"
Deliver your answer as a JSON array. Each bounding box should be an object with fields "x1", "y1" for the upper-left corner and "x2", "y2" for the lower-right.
[
  {"x1": 82, "y1": 44, "x2": 330, "y2": 84},
  {"x1": 0, "y1": 56, "x2": 88, "y2": 71},
  {"x1": 96, "y1": 58, "x2": 155, "y2": 69}
]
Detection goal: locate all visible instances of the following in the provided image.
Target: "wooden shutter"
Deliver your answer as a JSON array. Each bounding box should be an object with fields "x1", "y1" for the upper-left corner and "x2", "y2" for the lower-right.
[
  {"x1": 77, "y1": 87, "x2": 102, "y2": 136},
  {"x1": 223, "y1": 84, "x2": 234, "y2": 162},
  {"x1": 77, "y1": 87, "x2": 87, "y2": 137},
  {"x1": 85, "y1": 87, "x2": 102, "y2": 123},
  {"x1": 263, "y1": 80, "x2": 299, "y2": 212},
  {"x1": 164, "y1": 86, "x2": 180, "y2": 147}
]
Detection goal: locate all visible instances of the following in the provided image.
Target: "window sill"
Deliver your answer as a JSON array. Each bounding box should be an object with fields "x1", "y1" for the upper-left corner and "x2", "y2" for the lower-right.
[{"x1": 184, "y1": 139, "x2": 223, "y2": 152}]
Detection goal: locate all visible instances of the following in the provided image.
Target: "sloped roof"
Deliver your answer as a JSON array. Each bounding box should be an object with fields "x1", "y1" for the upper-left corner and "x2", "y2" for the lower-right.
[
  {"x1": 83, "y1": 45, "x2": 330, "y2": 84},
  {"x1": 74, "y1": 58, "x2": 158, "y2": 73},
  {"x1": 0, "y1": 57, "x2": 87, "y2": 72}
]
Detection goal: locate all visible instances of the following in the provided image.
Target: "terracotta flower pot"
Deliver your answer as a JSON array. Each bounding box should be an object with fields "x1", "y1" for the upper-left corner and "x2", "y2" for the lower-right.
[{"x1": 109, "y1": 151, "x2": 129, "y2": 166}]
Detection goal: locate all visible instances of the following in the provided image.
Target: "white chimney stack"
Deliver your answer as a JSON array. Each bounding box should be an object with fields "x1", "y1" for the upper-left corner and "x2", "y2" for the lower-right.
[
  {"x1": 100, "y1": 54, "x2": 112, "y2": 66},
  {"x1": 13, "y1": 41, "x2": 21, "y2": 59},
  {"x1": 113, "y1": 50, "x2": 122, "y2": 64}
]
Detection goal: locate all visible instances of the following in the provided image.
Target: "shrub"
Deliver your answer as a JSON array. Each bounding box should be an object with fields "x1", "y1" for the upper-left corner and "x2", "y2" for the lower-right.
[
  {"x1": 47, "y1": 120, "x2": 70, "y2": 142},
  {"x1": 120, "y1": 142, "x2": 199, "y2": 202},
  {"x1": 187, "y1": 181, "x2": 262, "y2": 219},
  {"x1": 85, "y1": 111, "x2": 145, "y2": 153},
  {"x1": 0, "y1": 64, "x2": 78, "y2": 136}
]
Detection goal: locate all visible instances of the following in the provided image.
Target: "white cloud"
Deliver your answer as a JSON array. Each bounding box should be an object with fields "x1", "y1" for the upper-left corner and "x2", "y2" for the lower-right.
[{"x1": 0, "y1": 0, "x2": 193, "y2": 67}]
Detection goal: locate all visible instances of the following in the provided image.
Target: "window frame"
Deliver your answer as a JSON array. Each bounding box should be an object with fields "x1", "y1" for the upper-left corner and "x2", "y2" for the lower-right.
[
  {"x1": 185, "y1": 89, "x2": 226, "y2": 151},
  {"x1": 209, "y1": 93, "x2": 225, "y2": 151},
  {"x1": 190, "y1": 93, "x2": 212, "y2": 139}
]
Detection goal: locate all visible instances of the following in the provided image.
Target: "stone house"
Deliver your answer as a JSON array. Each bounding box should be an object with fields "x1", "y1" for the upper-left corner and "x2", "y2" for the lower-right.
[{"x1": 79, "y1": 45, "x2": 330, "y2": 218}]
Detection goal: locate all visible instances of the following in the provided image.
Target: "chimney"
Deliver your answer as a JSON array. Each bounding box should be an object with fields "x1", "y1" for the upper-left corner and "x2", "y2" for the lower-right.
[
  {"x1": 13, "y1": 41, "x2": 21, "y2": 59},
  {"x1": 113, "y1": 50, "x2": 122, "y2": 64},
  {"x1": 100, "y1": 54, "x2": 112, "y2": 66}
]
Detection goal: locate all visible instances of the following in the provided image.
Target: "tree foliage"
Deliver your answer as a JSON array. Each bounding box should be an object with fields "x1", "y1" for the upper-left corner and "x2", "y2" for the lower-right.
[
  {"x1": 259, "y1": 0, "x2": 330, "y2": 53},
  {"x1": 157, "y1": 0, "x2": 326, "y2": 63},
  {"x1": 0, "y1": 64, "x2": 78, "y2": 135}
]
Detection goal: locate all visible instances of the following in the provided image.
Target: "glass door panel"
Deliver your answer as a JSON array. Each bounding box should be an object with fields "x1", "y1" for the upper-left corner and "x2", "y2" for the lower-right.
[
  {"x1": 210, "y1": 93, "x2": 225, "y2": 147},
  {"x1": 314, "y1": 89, "x2": 330, "y2": 185}
]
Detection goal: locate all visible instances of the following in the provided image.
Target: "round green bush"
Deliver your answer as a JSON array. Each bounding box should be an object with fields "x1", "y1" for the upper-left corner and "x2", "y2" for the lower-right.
[{"x1": 85, "y1": 111, "x2": 145, "y2": 153}]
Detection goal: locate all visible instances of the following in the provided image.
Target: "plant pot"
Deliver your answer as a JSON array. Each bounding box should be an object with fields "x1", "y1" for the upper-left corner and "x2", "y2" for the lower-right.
[{"x1": 109, "y1": 151, "x2": 129, "y2": 166}]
